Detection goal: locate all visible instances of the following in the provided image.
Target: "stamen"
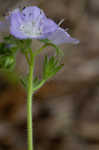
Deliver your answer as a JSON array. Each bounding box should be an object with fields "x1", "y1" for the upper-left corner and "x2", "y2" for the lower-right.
[
  {"x1": 58, "y1": 19, "x2": 64, "y2": 26},
  {"x1": 65, "y1": 28, "x2": 69, "y2": 31}
]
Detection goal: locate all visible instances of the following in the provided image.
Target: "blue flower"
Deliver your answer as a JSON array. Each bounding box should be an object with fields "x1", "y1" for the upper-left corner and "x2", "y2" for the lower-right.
[{"x1": 0, "y1": 6, "x2": 79, "y2": 45}]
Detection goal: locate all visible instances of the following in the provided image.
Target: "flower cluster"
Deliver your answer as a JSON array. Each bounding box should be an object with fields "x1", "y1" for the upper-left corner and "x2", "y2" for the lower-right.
[{"x1": 0, "y1": 6, "x2": 79, "y2": 45}]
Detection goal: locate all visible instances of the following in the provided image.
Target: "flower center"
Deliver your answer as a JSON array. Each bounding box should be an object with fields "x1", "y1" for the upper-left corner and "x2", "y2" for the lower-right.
[{"x1": 19, "y1": 21, "x2": 42, "y2": 37}]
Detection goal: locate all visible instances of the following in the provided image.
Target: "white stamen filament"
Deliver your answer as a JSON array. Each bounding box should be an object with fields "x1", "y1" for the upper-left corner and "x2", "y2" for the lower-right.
[{"x1": 58, "y1": 19, "x2": 64, "y2": 27}]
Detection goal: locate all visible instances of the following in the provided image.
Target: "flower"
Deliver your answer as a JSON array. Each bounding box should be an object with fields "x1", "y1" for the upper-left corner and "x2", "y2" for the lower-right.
[{"x1": 0, "y1": 6, "x2": 79, "y2": 45}]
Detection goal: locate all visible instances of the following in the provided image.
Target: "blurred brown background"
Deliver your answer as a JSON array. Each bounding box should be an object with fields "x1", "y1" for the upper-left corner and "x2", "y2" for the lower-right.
[{"x1": 0, "y1": 0, "x2": 99, "y2": 150}]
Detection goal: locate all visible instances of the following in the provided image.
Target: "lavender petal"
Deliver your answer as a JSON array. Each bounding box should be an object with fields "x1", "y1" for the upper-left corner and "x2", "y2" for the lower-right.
[
  {"x1": 22, "y1": 6, "x2": 41, "y2": 21},
  {"x1": 42, "y1": 18, "x2": 58, "y2": 33},
  {"x1": 10, "y1": 9, "x2": 23, "y2": 25},
  {"x1": 46, "y1": 27, "x2": 79, "y2": 45}
]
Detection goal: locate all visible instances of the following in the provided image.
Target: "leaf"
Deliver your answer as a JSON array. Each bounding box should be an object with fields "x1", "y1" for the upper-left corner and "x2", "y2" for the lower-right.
[
  {"x1": 0, "y1": 55, "x2": 15, "y2": 70},
  {"x1": 20, "y1": 75, "x2": 28, "y2": 89},
  {"x1": 43, "y1": 55, "x2": 64, "y2": 80},
  {"x1": 33, "y1": 77, "x2": 41, "y2": 88},
  {"x1": 48, "y1": 64, "x2": 64, "y2": 79}
]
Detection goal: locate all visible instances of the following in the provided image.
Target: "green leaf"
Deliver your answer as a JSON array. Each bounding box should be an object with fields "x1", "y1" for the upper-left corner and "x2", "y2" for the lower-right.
[
  {"x1": 19, "y1": 39, "x2": 32, "y2": 53},
  {"x1": 33, "y1": 77, "x2": 41, "y2": 88},
  {"x1": 0, "y1": 55, "x2": 15, "y2": 70},
  {"x1": 20, "y1": 75, "x2": 28, "y2": 89},
  {"x1": 32, "y1": 77, "x2": 45, "y2": 92},
  {"x1": 43, "y1": 55, "x2": 64, "y2": 80},
  {"x1": 47, "y1": 64, "x2": 64, "y2": 79}
]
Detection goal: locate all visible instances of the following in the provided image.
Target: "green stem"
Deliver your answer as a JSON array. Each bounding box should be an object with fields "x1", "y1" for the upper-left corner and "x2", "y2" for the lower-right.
[
  {"x1": 27, "y1": 52, "x2": 35, "y2": 150},
  {"x1": 34, "y1": 43, "x2": 55, "y2": 56},
  {"x1": 34, "y1": 43, "x2": 63, "y2": 57}
]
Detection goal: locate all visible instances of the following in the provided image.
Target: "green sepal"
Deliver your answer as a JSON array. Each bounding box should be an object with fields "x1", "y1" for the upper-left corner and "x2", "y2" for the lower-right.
[
  {"x1": 18, "y1": 39, "x2": 32, "y2": 53},
  {"x1": 4, "y1": 35, "x2": 19, "y2": 53},
  {"x1": 4, "y1": 35, "x2": 32, "y2": 54},
  {"x1": 0, "y1": 42, "x2": 14, "y2": 55}
]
